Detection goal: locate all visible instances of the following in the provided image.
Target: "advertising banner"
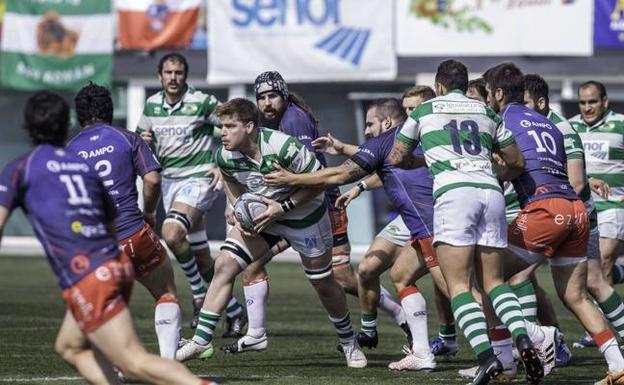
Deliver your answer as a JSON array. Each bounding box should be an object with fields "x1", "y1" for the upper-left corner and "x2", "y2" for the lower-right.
[
  {"x1": 595, "y1": 0, "x2": 624, "y2": 48},
  {"x1": 396, "y1": 0, "x2": 593, "y2": 56},
  {"x1": 208, "y1": 0, "x2": 396, "y2": 84}
]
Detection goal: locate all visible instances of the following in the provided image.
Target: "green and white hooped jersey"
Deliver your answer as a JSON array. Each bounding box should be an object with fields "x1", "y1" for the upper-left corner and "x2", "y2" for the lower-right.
[
  {"x1": 396, "y1": 90, "x2": 513, "y2": 199},
  {"x1": 217, "y1": 128, "x2": 326, "y2": 228},
  {"x1": 570, "y1": 110, "x2": 624, "y2": 212},
  {"x1": 504, "y1": 109, "x2": 596, "y2": 228},
  {"x1": 137, "y1": 86, "x2": 220, "y2": 179}
]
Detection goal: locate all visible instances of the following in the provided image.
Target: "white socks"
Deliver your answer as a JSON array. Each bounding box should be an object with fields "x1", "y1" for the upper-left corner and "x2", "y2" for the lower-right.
[
  {"x1": 154, "y1": 295, "x2": 181, "y2": 359},
  {"x1": 244, "y1": 278, "x2": 269, "y2": 338},
  {"x1": 399, "y1": 286, "x2": 430, "y2": 355}
]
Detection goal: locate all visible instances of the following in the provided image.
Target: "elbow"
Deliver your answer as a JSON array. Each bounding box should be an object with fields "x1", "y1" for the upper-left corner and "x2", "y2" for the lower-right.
[
  {"x1": 570, "y1": 178, "x2": 585, "y2": 195},
  {"x1": 143, "y1": 172, "x2": 161, "y2": 191}
]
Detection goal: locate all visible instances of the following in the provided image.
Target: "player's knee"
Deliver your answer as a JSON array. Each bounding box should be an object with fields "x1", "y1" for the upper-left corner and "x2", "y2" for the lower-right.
[
  {"x1": 357, "y1": 262, "x2": 378, "y2": 285},
  {"x1": 304, "y1": 260, "x2": 333, "y2": 283},
  {"x1": 162, "y1": 210, "x2": 191, "y2": 247},
  {"x1": 242, "y1": 265, "x2": 267, "y2": 284}
]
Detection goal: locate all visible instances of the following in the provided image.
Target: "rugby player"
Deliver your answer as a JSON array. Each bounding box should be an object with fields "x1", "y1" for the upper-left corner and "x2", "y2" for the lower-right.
[
  {"x1": 0, "y1": 91, "x2": 214, "y2": 385},
  {"x1": 483, "y1": 63, "x2": 624, "y2": 385},
  {"x1": 390, "y1": 59, "x2": 542, "y2": 385},
  {"x1": 222, "y1": 71, "x2": 407, "y2": 355},
  {"x1": 265, "y1": 97, "x2": 446, "y2": 371},
  {"x1": 175, "y1": 98, "x2": 367, "y2": 368},
  {"x1": 67, "y1": 83, "x2": 181, "y2": 359},
  {"x1": 137, "y1": 53, "x2": 245, "y2": 334}
]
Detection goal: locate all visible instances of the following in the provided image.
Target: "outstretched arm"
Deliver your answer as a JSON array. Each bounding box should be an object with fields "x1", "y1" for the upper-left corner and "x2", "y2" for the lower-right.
[
  {"x1": 264, "y1": 159, "x2": 369, "y2": 189},
  {"x1": 312, "y1": 133, "x2": 359, "y2": 157}
]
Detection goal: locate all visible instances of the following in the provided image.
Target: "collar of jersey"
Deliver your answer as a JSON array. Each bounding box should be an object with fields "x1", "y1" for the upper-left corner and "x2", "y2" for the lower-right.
[
  {"x1": 587, "y1": 109, "x2": 613, "y2": 130},
  {"x1": 448, "y1": 88, "x2": 465, "y2": 95},
  {"x1": 160, "y1": 85, "x2": 193, "y2": 114}
]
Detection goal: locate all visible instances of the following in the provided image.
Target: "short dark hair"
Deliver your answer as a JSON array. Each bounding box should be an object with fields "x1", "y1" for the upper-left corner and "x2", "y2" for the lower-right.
[
  {"x1": 216, "y1": 98, "x2": 259, "y2": 127},
  {"x1": 402, "y1": 85, "x2": 436, "y2": 102},
  {"x1": 524, "y1": 74, "x2": 550, "y2": 106},
  {"x1": 158, "y1": 52, "x2": 188, "y2": 77},
  {"x1": 23, "y1": 91, "x2": 69, "y2": 146},
  {"x1": 579, "y1": 80, "x2": 607, "y2": 100},
  {"x1": 435, "y1": 59, "x2": 469, "y2": 92},
  {"x1": 74, "y1": 82, "x2": 113, "y2": 127},
  {"x1": 483, "y1": 62, "x2": 524, "y2": 104},
  {"x1": 369, "y1": 98, "x2": 407, "y2": 123},
  {"x1": 468, "y1": 78, "x2": 488, "y2": 101}
]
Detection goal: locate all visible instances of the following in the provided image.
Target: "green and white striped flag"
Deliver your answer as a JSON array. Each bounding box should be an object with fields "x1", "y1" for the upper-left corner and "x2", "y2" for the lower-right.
[{"x1": 0, "y1": 0, "x2": 112, "y2": 90}]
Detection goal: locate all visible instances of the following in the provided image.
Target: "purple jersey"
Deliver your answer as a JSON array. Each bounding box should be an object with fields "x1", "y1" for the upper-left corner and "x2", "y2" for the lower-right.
[
  {"x1": 277, "y1": 101, "x2": 342, "y2": 210},
  {"x1": 351, "y1": 125, "x2": 434, "y2": 239},
  {"x1": 502, "y1": 103, "x2": 577, "y2": 207},
  {"x1": 0, "y1": 145, "x2": 119, "y2": 289},
  {"x1": 66, "y1": 124, "x2": 162, "y2": 240}
]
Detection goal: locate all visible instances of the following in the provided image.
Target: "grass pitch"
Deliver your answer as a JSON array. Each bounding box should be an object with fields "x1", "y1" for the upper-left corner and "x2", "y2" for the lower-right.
[{"x1": 0, "y1": 255, "x2": 613, "y2": 384}]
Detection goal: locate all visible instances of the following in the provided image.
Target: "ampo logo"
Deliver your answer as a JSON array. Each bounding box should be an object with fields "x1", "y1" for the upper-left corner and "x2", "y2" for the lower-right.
[
  {"x1": 231, "y1": 0, "x2": 370, "y2": 66},
  {"x1": 520, "y1": 120, "x2": 532, "y2": 128}
]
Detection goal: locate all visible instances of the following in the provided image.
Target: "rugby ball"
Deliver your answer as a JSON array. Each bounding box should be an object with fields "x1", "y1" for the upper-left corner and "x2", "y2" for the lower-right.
[{"x1": 233, "y1": 193, "x2": 268, "y2": 232}]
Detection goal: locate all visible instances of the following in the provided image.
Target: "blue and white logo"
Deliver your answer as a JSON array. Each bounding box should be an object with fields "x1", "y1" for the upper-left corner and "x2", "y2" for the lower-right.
[
  {"x1": 315, "y1": 27, "x2": 370, "y2": 66},
  {"x1": 210, "y1": 0, "x2": 394, "y2": 83}
]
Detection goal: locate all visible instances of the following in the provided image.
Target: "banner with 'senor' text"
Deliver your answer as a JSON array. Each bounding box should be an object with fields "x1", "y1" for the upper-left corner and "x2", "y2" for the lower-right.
[{"x1": 208, "y1": 0, "x2": 396, "y2": 84}]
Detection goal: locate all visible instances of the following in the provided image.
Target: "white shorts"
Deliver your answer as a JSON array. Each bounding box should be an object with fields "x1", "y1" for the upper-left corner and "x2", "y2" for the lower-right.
[
  {"x1": 264, "y1": 213, "x2": 333, "y2": 258},
  {"x1": 162, "y1": 177, "x2": 219, "y2": 213},
  {"x1": 378, "y1": 215, "x2": 411, "y2": 246},
  {"x1": 597, "y1": 208, "x2": 624, "y2": 241},
  {"x1": 433, "y1": 187, "x2": 507, "y2": 248}
]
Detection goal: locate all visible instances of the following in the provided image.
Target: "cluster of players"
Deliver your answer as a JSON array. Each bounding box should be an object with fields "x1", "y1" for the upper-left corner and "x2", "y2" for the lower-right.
[{"x1": 2, "y1": 52, "x2": 624, "y2": 385}]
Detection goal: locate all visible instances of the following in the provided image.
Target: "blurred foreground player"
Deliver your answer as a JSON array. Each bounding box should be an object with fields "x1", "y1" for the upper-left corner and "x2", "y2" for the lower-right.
[
  {"x1": 0, "y1": 91, "x2": 214, "y2": 385},
  {"x1": 67, "y1": 83, "x2": 181, "y2": 359}
]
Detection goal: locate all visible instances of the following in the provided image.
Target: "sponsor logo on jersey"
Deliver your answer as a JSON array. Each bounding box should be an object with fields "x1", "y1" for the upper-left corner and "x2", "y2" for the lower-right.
[
  {"x1": 70, "y1": 220, "x2": 108, "y2": 238},
  {"x1": 46, "y1": 160, "x2": 89, "y2": 173},
  {"x1": 432, "y1": 100, "x2": 486, "y2": 114},
  {"x1": 77, "y1": 146, "x2": 115, "y2": 159},
  {"x1": 89, "y1": 135, "x2": 100, "y2": 141},
  {"x1": 153, "y1": 125, "x2": 190, "y2": 137},
  {"x1": 520, "y1": 120, "x2": 553, "y2": 130},
  {"x1": 181, "y1": 104, "x2": 199, "y2": 114},
  {"x1": 70, "y1": 254, "x2": 90, "y2": 274},
  {"x1": 285, "y1": 142, "x2": 299, "y2": 159},
  {"x1": 584, "y1": 140, "x2": 609, "y2": 161},
  {"x1": 358, "y1": 148, "x2": 375, "y2": 158}
]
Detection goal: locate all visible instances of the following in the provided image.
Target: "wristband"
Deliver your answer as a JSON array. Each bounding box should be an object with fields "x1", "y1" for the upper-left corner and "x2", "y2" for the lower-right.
[
  {"x1": 357, "y1": 181, "x2": 368, "y2": 193},
  {"x1": 280, "y1": 198, "x2": 296, "y2": 213}
]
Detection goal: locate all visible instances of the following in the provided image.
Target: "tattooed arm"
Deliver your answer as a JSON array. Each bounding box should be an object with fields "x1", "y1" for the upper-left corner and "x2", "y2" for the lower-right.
[
  {"x1": 264, "y1": 159, "x2": 369, "y2": 189},
  {"x1": 389, "y1": 140, "x2": 426, "y2": 169},
  {"x1": 389, "y1": 117, "x2": 425, "y2": 169}
]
